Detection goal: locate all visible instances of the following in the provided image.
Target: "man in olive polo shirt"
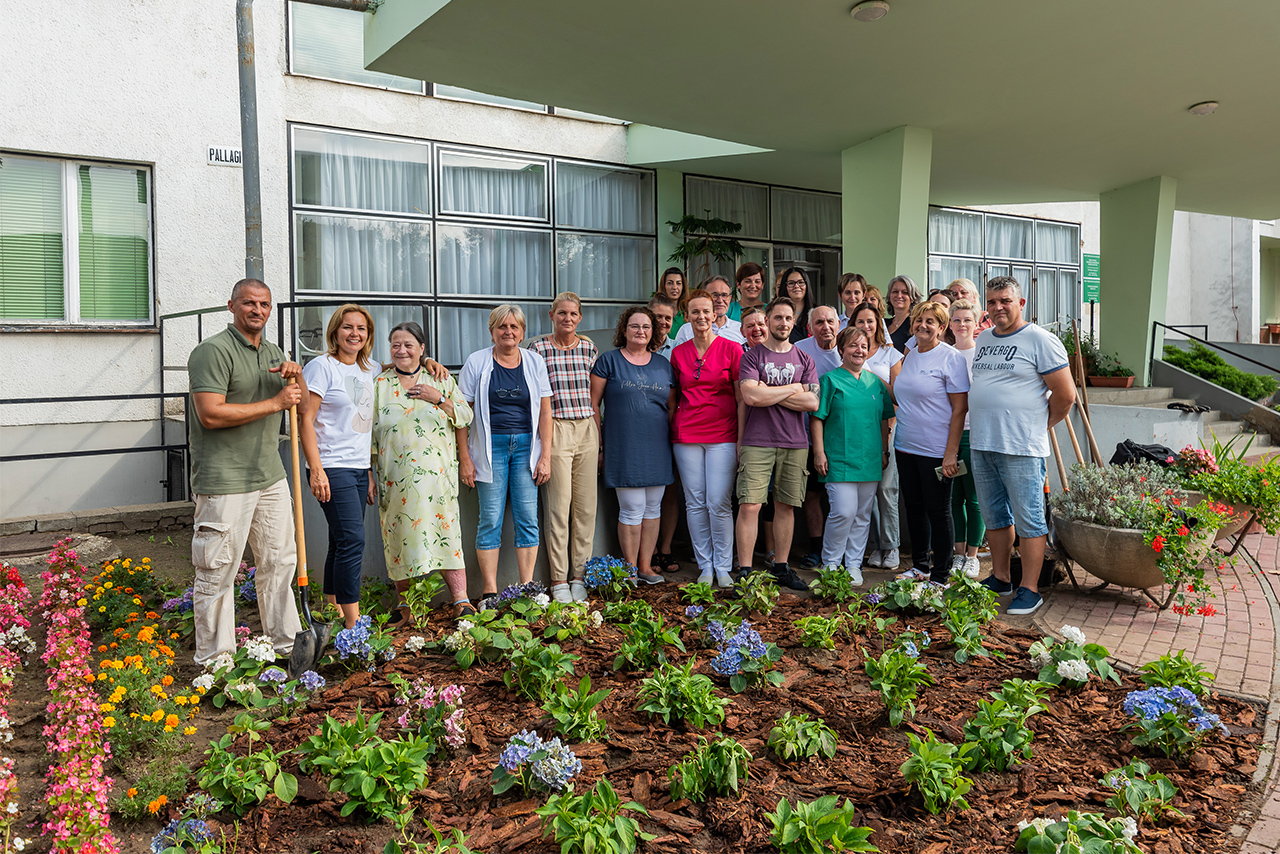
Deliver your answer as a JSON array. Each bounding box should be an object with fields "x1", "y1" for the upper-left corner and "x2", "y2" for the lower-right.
[{"x1": 187, "y1": 279, "x2": 306, "y2": 665}]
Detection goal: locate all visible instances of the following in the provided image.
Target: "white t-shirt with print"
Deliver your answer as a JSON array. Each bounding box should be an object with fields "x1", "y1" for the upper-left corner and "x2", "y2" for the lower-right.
[
  {"x1": 968, "y1": 323, "x2": 1069, "y2": 458},
  {"x1": 301, "y1": 354, "x2": 377, "y2": 469},
  {"x1": 891, "y1": 343, "x2": 970, "y2": 457}
]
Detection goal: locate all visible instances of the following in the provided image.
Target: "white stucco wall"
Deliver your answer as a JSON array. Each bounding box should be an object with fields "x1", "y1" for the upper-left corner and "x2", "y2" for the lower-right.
[{"x1": 1165, "y1": 213, "x2": 1261, "y2": 343}]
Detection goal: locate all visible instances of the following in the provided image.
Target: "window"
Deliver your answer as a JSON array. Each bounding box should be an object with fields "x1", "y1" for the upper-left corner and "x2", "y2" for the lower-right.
[
  {"x1": 433, "y1": 85, "x2": 547, "y2": 113},
  {"x1": 685, "y1": 177, "x2": 769, "y2": 240},
  {"x1": 288, "y1": 2, "x2": 425, "y2": 93},
  {"x1": 771, "y1": 188, "x2": 841, "y2": 245},
  {"x1": 0, "y1": 153, "x2": 152, "y2": 324},
  {"x1": 288, "y1": 127, "x2": 656, "y2": 366}
]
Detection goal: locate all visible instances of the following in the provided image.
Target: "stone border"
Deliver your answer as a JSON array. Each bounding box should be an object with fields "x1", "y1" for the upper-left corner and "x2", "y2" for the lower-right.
[{"x1": 0, "y1": 501, "x2": 194, "y2": 538}]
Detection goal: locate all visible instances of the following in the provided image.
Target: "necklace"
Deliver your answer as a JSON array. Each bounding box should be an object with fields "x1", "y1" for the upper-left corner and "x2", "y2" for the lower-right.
[{"x1": 394, "y1": 365, "x2": 421, "y2": 377}]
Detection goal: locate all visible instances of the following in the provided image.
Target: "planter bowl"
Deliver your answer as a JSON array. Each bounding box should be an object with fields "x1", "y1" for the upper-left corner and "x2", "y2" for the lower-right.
[
  {"x1": 1179, "y1": 490, "x2": 1253, "y2": 541},
  {"x1": 1087, "y1": 375, "x2": 1135, "y2": 388},
  {"x1": 1052, "y1": 512, "x2": 1213, "y2": 596}
]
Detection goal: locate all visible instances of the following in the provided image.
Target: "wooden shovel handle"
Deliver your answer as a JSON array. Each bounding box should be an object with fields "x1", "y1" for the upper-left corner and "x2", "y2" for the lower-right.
[{"x1": 288, "y1": 379, "x2": 309, "y2": 586}]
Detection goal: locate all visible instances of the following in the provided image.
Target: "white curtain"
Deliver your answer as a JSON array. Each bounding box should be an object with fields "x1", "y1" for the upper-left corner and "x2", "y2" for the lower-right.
[
  {"x1": 294, "y1": 128, "x2": 431, "y2": 215},
  {"x1": 437, "y1": 224, "x2": 550, "y2": 297},
  {"x1": 928, "y1": 258, "x2": 983, "y2": 293},
  {"x1": 296, "y1": 214, "x2": 431, "y2": 293},
  {"x1": 685, "y1": 177, "x2": 768, "y2": 239},
  {"x1": 1036, "y1": 221, "x2": 1079, "y2": 264},
  {"x1": 985, "y1": 216, "x2": 1033, "y2": 260},
  {"x1": 556, "y1": 233, "x2": 654, "y2": 299},
  {"x1": 1034, "y1": 268, "x2": 1058, "y2": 325},
  {"x1": 927, "y1": 209, "x2": 982, "y2": 256},
  {"x1": 436, "y1": 302, "x2": 549, "y2": 367},
  {"x1": 440, "y1": 154, "x2": 545, "y2": 219},
  {"x1": 771, "y1": 188, "x2": 840, "y2": 245},
  {"x1": 555, "y1": 163, "x2": 653, "y2": 233}
]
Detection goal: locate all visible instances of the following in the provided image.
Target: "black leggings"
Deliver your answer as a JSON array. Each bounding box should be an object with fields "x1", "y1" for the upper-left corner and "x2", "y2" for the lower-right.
[{"x1": 895, "y1": 450, "x2": 955, "y2": 582}]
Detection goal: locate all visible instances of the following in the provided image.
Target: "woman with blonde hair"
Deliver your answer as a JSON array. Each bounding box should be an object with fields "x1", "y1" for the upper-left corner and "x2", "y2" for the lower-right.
[
  {"x1": 458, "y1": 305, "x2": 554, "y2": 606},
  {"x1": 300, "y1": 304, "x2": 378, "y2": 629},
  {"x1": 886, "y1": 275, "x2": 923, "y2": 353}
]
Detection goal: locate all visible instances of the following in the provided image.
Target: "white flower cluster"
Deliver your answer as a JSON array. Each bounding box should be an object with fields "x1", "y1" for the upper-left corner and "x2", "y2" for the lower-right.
[
  {"x1": 1027, "y1": 640, "x2": 1053, "y2": 669},
  {"x1": 443, "y1": 625, "x2": 477, "y2": 653},
  {"x1": 192, "y1": 673, "x2": 216, "y2": 692},
  {"x1": 1120, "y1": 816, "x2": 1138, "y2": 839},
  {"x1": 1060, "y1": 625, "x2": 1087, "y2": 646},
  {"x1": 404, "y1": 635, "x2": 428, "y2": 654},
  {"x1": 208, "y1": 652, "x2": 236, "y2": 675},
  {"x1": 906, "y1": 581, "x2": 946, "y2": 613},
  {"x1": 228, "y1": 682, "x2": 256, "y2": 696},
  {"x1": 0, "y1": 716, "x2": 12, "y2": 744},
  {"x1": 588, "y1": 610, "x2": 603, "y2": 629},
  {"x1": 1056, "y1": 659, "x2": 1092, "y2": 683},
  {"x1": 0, "y1": 625, "x2": 35, "y2": 656},
  {"x1": 532, "y1": 593, "x2": 551, "y2": 609},
  {"x1": 1016, "y1": 817, "x2": 1054, "y2": 834},
  {"x1": 244, "y1": 636, "x2": 276, "y2": 663}
]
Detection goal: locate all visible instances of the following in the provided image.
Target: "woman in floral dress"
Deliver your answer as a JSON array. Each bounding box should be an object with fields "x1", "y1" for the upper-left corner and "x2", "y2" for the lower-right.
[{"x1": 372, "y1": 321, "x2": 475, "y2": 622}]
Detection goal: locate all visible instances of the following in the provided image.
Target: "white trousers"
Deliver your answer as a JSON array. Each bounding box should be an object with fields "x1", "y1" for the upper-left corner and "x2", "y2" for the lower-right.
[
  {"x1": 191, "y1": 479, "x2": 303, "y2": 665},
  {"x1": 616, "y1": 485, "x2": 666, "y2": 526},
  {"x1": 822, "y1": 481, "x2": 879, "y2": 570},
  {"x1": 673, "y1": 443, "x2": 737, "y2": 574}
]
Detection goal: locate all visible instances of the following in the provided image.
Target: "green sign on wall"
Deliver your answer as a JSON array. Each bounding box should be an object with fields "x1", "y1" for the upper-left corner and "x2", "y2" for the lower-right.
[{"x1": 1082, "y1": 253, "x2": 1100, "y2": 302}]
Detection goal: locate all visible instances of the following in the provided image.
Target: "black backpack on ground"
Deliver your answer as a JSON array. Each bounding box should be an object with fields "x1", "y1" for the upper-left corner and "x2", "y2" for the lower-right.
[{"x1": 1109, "y1": 439, "x2": 1176, "y2": 467}]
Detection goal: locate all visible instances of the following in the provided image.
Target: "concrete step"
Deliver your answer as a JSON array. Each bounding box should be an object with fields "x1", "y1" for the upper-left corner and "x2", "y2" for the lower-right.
[{"x1": 1085, "y1": 386, "x2": 1176, "y2": 405}]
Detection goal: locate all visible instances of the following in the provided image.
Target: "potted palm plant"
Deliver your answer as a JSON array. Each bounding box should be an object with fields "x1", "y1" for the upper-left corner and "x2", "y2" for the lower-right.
[{"x1": 666, "y1": 211, "x2": 744, "y2": 287}]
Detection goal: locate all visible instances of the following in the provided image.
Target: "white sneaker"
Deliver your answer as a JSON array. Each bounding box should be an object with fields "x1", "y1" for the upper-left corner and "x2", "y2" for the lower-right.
[
  {"x1": 569, "y1": 579, "x2": 588, "y2": 601},
  {"x1": 697, "y1": 571, "x2": 714, "y2": 586},
  {"x1": 949, "y1": 554, "x2": 966, "y2": 576},
  {"x1": 551, "y1": 583, "x2": 574, "y2": 604},
  {"x1": 865, "y1": 550, "x2": 884, "y2": 568},
  {"x1": 883, "y1": 548, "x2": 900, "y2": 569},
  {"x1": 963, "y1": 556, "x2": 981, "y2": 579},
  {"x1": 847, "y1": 566, "x2": 864, "y2": 587},
  {"x1": 714, "y1": 569, "x2": 734, "y2": 588}
]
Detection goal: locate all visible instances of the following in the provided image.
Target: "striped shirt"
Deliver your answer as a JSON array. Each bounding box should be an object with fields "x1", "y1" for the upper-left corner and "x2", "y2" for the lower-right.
[{"x1": 529, "y1": 336, "x2": 599, "y2": 420}]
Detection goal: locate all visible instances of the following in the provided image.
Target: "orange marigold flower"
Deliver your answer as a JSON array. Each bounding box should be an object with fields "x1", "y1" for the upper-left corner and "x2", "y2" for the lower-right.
[
  {"x1": 165, "y1": 714, "x2": 180, "y2": 728},
  {"x1": 127, "y1": 788, "x2": 138, "y2": 798}
]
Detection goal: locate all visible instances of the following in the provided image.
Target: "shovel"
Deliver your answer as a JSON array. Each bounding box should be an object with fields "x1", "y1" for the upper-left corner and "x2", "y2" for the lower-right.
[{"x1": 287, "y1": 381, "x2": 332, "y2": 678}]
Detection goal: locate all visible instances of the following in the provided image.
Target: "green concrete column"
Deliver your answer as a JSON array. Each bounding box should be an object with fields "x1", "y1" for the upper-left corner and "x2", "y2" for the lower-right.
[
  {"x1": 655, "y1": 168, "x2": 684, "y2": 279},
  {"x1": 841, "y1": 126, "x2": 933, "y2": 289},
  {"x1": 1099, "y1": 176, "x2": 1177, "y2": 386}
]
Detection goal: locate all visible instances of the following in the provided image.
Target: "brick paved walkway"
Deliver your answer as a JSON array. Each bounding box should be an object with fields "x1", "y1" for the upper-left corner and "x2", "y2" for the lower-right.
[{"x1": 1033, "y1": 533, "x2": 1280, "y2": 852}]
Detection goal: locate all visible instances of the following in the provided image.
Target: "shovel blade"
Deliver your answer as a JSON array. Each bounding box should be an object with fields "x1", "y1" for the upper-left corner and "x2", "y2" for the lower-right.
[{"x1": 288, "y1": 621, "x2": 332, "y2": 679}]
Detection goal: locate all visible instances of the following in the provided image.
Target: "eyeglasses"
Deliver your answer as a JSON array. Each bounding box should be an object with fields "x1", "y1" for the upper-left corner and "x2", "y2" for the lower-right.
[
  {"x1": 626, "y1": 324, "x2": 651, "y2": 331},
  {"x1": 693, "y1": 357, "x2": 705, "y2": 381},
  {"x1": 786, "y1": 280, "x2": 806, "y2": 287},
  {"x1": 494, "y1": 386, "x2": 522, "y2": 399},
  {"x1": 709, "y1": 292, "x2": 732, "y2": 301}
]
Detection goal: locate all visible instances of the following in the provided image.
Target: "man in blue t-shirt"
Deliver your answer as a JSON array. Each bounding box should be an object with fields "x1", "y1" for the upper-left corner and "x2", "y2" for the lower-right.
[{"x1": 969, "y1": 277, "x2": 1075, "y2": 616}]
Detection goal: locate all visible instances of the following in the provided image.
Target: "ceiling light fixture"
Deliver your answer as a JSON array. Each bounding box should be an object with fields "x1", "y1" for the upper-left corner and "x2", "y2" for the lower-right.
[
  {"x1": 1187, "y1": 101, "x2": 1219, "y2": 116},
  {"x1": 850, "y1": 0, "x2": 889, "y2": 22}
]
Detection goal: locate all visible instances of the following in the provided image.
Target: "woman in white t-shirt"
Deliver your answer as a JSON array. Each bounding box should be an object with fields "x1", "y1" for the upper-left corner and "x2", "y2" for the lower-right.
[
  {"x1": 947, "y1": 300, "x2": 985, "y2": 581},
  {"x1": 852, "y1": 302, "x2": 904, "y2": 570},
  {"x1": 889, "y1": 301, "x2": 969, "y2": 584},
  {"x1": 300, "y1": 304, "x2": 379, "y2": 630}
]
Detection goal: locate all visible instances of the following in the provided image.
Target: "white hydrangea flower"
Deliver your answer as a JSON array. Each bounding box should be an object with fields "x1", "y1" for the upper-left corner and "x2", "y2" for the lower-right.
[
  {"x1": 1028, "y1": 640, "x2": 1052, "y2": 669},
  {"x1": 588, "y1": 610, "x2": 603, "y2": 628},
  {"x1": 229, "y1": 682, "x2": 255, "y2": 695},
  {"x1": 458, "y1": 619, "x2": 475, "y2": 633},
  {"x1": 192, "y1": 673, "x2": 216, "y2": 691},
  {"x1": 1060, "y1": 625, "x2": 1087, "y2": 646},
  {"x1": 404, "y1": 636, "x2": 428, "y2": 653},
  {"x1": 443, "y1": 630, "x2": 467, "y2": 652},
  {"x1": 1016, "y1": 817, "x2": 1053, "y2": 833},
  {"x1": 533, "y1": 593, "x2": 551, "y2": 608},
  {"x1": 1056, "y1": 658, "x2": 1092, "y2": 683},
  {"x1": 244, "y1": 636, "x2": 276, "y2": 662},
  {"x1": 1120, "y1": 816, "x2": 1138, "y2": 839},
  {"x1": 208, "y1": 652, "x2": 236, "y2": 674}
]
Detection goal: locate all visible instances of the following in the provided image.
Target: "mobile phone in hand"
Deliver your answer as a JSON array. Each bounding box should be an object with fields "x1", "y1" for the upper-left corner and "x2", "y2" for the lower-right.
[{"x1": 935, "y1": 459, "x2": 969, "y2": 480}]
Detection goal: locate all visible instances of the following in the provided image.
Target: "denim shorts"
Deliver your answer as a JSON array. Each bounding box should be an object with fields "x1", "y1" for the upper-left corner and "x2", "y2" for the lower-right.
[
  {"x1": 970, "y1": 449, "x2": 1048, "y2": 538},
  {"x1": 476, "y1": 432, "x2": 540, "y2": 551}
]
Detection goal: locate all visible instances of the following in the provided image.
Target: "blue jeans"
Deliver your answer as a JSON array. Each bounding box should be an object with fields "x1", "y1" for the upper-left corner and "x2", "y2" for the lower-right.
[
  {"x1": 971, "y1": 449, "x2": 1048, "y2": 538},
  {"x1": 476, "y1": 433, "x2": 540, "y2": 550},
  {"x1": 314, "y1": 467, "x2": 367, "y2": 606}
]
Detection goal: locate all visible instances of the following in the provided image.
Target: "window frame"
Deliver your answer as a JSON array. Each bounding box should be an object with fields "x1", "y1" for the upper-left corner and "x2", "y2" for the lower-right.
[
  {"x1": 0, "y1": 151, "x2": 155, "y2": 329},
  {"x1": 285, "y1": 1, "x2": 427, "y2": 95},
  {"x1": 436, "y1": 145, "x2": 552, "y2": 225},
  {"x1": 290, "y1": 125, "x2": 433, "y2": 220}
]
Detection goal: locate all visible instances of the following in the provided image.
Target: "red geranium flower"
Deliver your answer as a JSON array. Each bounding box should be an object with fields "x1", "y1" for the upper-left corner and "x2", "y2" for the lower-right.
[
  {"x1": 1196, "y1": 604, "x2": 1218, "y2": 617},
  {"x1": 1151, "y1": 535, "x2": 1166, "y2": 552},
  {"x1": 1177, "y1": 525, "x2": 1190, "y2": 536}
]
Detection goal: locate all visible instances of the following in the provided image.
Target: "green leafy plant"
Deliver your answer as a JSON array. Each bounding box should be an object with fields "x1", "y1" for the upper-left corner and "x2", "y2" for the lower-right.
[
  {"x1": 197, "y1": 713, "x2": 297, "y2": 815},
  {"x1": 766, "y1": 796, "x2": 878, "y2": 854},
  {"x1": 543, "y1": 602, "x2": 603, "y2": 642},
  {"x1": 614, "y1": 613, "x2": 685, "y2": 671},
  {"x1": 961, "y1": 697, "x2": 1041, "y2": 772},
  {"x1": 1163, "y1": 342, "x2": 1278, "y2": 401},
  {"x1": 666, "y1": 211, "x2": 745, "y2": 286},
  {"x1": 601, "y1": 599, "x2": 655, "y2": 626},
  {"x1": 793, "y1": 614, "x2": 845, "y2": 650},
  {"x1": 1027, "y1": 625, "x2": 1119, "y2": 688},
  {"x1": 707, "y1": 619, "x2": 785, "y2": 692},
  {"x1": 505, "y1": 638, "x2": 578, "y2": 703},
  {"x1": 863, "y1": 647, "x2": 932, "y2": 727},
  {"x1": 297, "y1": 707, "x2": 381, "y2": 775},
  {"x1": 871, "y1": 614, "x2": 898, "y2": 650},
  {"x1": 1015, "y1": 811, "x2": 1142, "y2": 853},
  {"x1": 634, "y1": 659, "x2": 728, "y2": 729},
  {"x1": 1123, "y1": 686, "x2": 1227, "y2": 758},
  {"x1": 667, "y1": 735, "x2": 752, "y2": 802},
  {"x1": 440, "y1": 609, "x2": 533, "y2": 670},
  {"x1": 733, "y1": 571, "x2": 780, "y2": 615},
  {"x1": 679, "y1": 582, "x2": 718, "y2": 606},
  {"x1": 768, "y1": 712, "x2": 838, "y2": 762},
  {"x1": 384, "y1": 819, "x2": 480, "y2": 854},
  {"x1": 874, "y1": 578, "x2": 945, "y2": 614},
  {"x1": 1060, "y1": 329, "x2": 1134, "y2": 378},
  {"x1": 808, "y1": 567, "x2": 859, "y2": 603},
  {"x1": 359, "y1": 577, "x2": 395, "y2": 617},
  {"x1": 900, "y1": 729, "x2": 975, "y2": 815},
  {"x1": 1100, "y1": 759, "x2": 1184, "y2": 827},
  {"x1": 942, "y1": 572, "x2": 999, "y2": 624},
  {"x1": 542, "y1": 675, "x2": 610, "y2": 742},
  {"x1": 402, "y1": 573, "x2": 447, "y2": 630},
  {"x1": 941, "y1": 597, "x2": 990, "y2": 663},
  {"x1": 1137, "y1": 650, "x2": 1216, "y2": 698},
  {"x1": 536, "y1": 780, "x2": 655, "y2": 854},
  {"x1": 1177, "y1": 433, "x2": 1280, "y2": 535},
  {"x1": 988, "y1": 678, "x2": 1052, "y2": 717}
]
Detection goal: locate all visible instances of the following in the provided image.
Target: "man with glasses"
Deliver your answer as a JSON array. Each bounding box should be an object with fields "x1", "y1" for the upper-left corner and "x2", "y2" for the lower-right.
[{"x1": 673, "y1": 276, "x2": 745, "y2": 346}]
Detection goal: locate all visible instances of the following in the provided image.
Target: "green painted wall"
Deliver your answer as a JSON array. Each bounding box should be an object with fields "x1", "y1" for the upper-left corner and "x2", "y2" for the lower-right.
[
  {"x1": 1099, "y1": 176, "x2": 1178, "y2": 385},
  {"x1": 655, "y1": 169, "x2": 684, "y2": 276},
  {"x1": 841, "y1": 126, "x2": 932, "y2": 289}
]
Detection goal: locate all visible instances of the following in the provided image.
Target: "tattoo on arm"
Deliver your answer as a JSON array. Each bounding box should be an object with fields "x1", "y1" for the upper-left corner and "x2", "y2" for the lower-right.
[{"x1": 805, "y1": 383, "x2": 820, "y2": 394}]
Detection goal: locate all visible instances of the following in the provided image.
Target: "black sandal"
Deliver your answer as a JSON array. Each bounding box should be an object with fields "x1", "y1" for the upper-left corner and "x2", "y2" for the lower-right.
[{"x1": 653, "y1": 553, "x2": 680, "y2": 573}]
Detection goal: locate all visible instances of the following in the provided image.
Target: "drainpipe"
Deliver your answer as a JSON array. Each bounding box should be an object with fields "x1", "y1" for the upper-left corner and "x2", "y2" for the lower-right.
[{"x1": 235, "y1": 0, "x2": 381, "y2": 281}]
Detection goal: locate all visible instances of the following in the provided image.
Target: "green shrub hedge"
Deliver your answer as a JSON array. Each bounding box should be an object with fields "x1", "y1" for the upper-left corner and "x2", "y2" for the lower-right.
[{"x1": 1162, "y1": 343, "x2": 1279, "y2": 401}]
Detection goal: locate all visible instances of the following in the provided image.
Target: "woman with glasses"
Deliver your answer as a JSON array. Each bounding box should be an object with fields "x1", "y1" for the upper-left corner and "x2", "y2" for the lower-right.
[
  {"x1": 946, "y1": 277, "x2": 991, "y2": 331},
  {"x1": 890, "y1": 301, "x2": 969, "y2": 584},
  {"x1": 781, "y1": 267, "x2": 815, "y2": 343},
  {"x1": 886, "y1": 275, "x2": 923, "y2": 354},
  {"x1": 458, "y1": 305, "x2": 554, "y2": 607},
  {"x1": 670, "y1": 289, "x2": 743, "y2": 587},
  {"x1": 655, "y1": 267, "x2": 689, "y2": 336},
  {"x1": 729, "y1": 262, "x2": 767, "y2": 321},
  {"x1": 836, "y1": 273, "x2": 867, "y2": 330},
  {"x1": 591, "y1": 306, "x2": 675, "y2": 585},
  {"x1": 946, "y1": 299, "x2": 984, "y2": 580},
  {"x1": 852, "y1": 301, "x2": 904, "y2": 571}
]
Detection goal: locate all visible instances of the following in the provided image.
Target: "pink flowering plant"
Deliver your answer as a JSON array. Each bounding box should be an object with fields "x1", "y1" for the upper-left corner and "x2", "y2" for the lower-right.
[
  {"x1": 1, "y1": 563, "x2": 34, "y2": 854},
  {"x1": 1174, "y1": 437, "x2": 1280, "y2": 535},
  {"x1": 387, "y1": 674, "x2": 467, "y2": 756},
  {"x1": 39, "y1": 540, "x2": 120, "y2": 854}
]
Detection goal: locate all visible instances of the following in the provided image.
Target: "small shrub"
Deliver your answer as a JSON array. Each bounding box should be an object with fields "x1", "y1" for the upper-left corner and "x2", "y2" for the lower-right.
[
  {"x1": 504, "y1": 638, "x2": 578, "y2": 703},
  {"x1": 492, "y1": 730, "x2": 582, "y2": 795},
  {"x1": 1138, "y1": 650, "x2": 1215, "y2": 698},
  {"x1": 1015, "y1": 811, "x2": 1141, "y2": 853},
  {"x1": 536, "y1": 779, "x2": 654, "y2": 854},
  {"x1": 543, "y1": 601, "x2": 603, "y2": 642},
  {"x1": 766, "y1": 796, "x2": 878, "y2": 854},
  {"x1": 614, "y1": 613, "x2": 685, "y2": 671},
  {"x1": 733, "y1": 571, "x2": 780, "y2": 615},
  {"x1": 808, "y1": 567, "x2": 858, "y2": 603},
  {"x1": 875, "y1": 579, "x2": 945, "y2": 614},
  {"x1": 961, "y1": 698, "x2": 1039, "y2": 772},
  {"x1": 1163, "y1": 342, "x2": 1278, "y2": 401},
  {"x1": 1123, "y1": 686, "x2": 1227, "y2": 758},
  {"x1": 667, "y1": 735, "x2": 752, "y2": 802},
  {"x1": 707, "y1": 620, "x2": 784, "y2": 692},
  {"x1": 864, "y1": 647, "x2": 932, "y2": 727},
  {"x1": 768, "y1": 712, "x2": 837, "y2": 762},
  {"x1": 793, "y1": 614, "x2": 844, "y2": 650},
  {"x1": 298, "y1": 709, "x2": 430, "y2": 822},
  {"x1": 543, "y1": 676, "x2": 610, "y2": 742},
  {"x1": 679, "y1": 582, "x2": 718, "y2": 606},
  {"x1": 900, "y1": 729, "x2": 975, "y2": 815},
  {"x1": 198, "y1": 714, "x2": 296, "y2": 815},
  {"x1": 1100, "y1": 759, "x2": 1184, "y2": 826},
  {"x1": 387, "y1": 676, "x2": 467, "y2": 755},
  {"x1": 403, "y1": 573, "x2": 447, "y2": 630},
  {"x1": 583, "y1": 555, "x2": 637, "y2": 601},
  {"x1": 1027, "y1": 625, "x2": 1119, "y2": 688},
  {"x1": 635, "y1": 659, "x2": 728, "y2": 729},
  {"x1": 601, "y1": 599, "x2": 655, "y2": 626},
  {"x1": 439, "y1": 610, "x2": 533, "y2": 670}
]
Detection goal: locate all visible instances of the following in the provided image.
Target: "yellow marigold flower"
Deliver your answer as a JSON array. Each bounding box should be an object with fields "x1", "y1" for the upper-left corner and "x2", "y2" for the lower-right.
[
  {"x1": 85, "y1": 674, "x2": 96, "y2": 683},
  {"x1": 150, "y1": 685, "x2": 164, "y2": 695},
  {"x1": 132, "y1": 597, "x2": 142, "y2": 605},
  {"x1": 98, "y1": 606, "x2": 106, "y2": 613},
  {"x1": 129, "y1": 712, "x2": 139, "y2": 719},
  {"x1": 78, "y1": 599, "x2": 88, "y2": 607},
  {"x1": 151, "y1": 709, "x2": 165, "y2": 722},
  {"x1": 100, "y1": 703, "x2": 115, "y2": 712},
  {"x1": 165, "y1": 714, "x2": 180, "y2": 728},
  {"x1": 142, "y1": 557, "x2": 150, "y2": 562},
  {"x1": 174, "y1": 696, "x2": 187, "y2": 706},
  {"x1": 104, "y1": 581, "x2": 113, "y2": 589},
  {"x1": 161, "y1": 675, "x2": 174, "y2": 686},
  {"x1": 103, "y1": 716, "x2": 115, "y2": 728},
  {"x1": 183, "y1": 726, "x2": 196, "y2": 736},
  {"x1": 191, "y1": 693, "x2": 202, "y2": 702}
]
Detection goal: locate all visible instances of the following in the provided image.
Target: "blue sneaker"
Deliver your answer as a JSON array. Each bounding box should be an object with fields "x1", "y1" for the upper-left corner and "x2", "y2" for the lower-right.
[
  {"x1": 1006, "y1": 587, "x2": 1043, "y2": 616},
  {"x1": 979, "y1": 575, "x2": 1015, "y2": 596}
]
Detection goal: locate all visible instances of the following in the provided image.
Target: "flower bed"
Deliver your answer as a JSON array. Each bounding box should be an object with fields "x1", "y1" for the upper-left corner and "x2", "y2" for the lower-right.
[{"x1": 1, "y1": 562, "x2": 35, "y2": 853}]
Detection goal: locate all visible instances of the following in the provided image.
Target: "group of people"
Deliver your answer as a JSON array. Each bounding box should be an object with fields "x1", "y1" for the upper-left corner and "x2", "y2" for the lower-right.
[{"x1": 185, "y1": 267, "x2": 1075, "y2": 667}]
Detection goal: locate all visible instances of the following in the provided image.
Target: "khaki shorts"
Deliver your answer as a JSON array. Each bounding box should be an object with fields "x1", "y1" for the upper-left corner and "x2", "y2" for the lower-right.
[{"x1": 737, "y1": 445, "x2": 809, "y2": 507}]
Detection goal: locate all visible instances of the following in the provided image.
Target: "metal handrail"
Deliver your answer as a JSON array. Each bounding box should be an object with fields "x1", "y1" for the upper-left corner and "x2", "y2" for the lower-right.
[{"x1": 1148, "y1": 320, "x2": 1279, "y2": 378}]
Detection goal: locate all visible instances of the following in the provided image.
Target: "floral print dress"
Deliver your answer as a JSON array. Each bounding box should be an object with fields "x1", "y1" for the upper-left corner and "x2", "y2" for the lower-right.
[{"x1": 372, "y1": 369, "x2": 474, "y2": 581}]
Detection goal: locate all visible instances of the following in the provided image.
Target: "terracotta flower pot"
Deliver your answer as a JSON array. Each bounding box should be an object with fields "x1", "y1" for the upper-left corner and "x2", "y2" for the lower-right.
[{"x1": 1086, "y1": 375, "x2": 1135, "y2": 388}]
